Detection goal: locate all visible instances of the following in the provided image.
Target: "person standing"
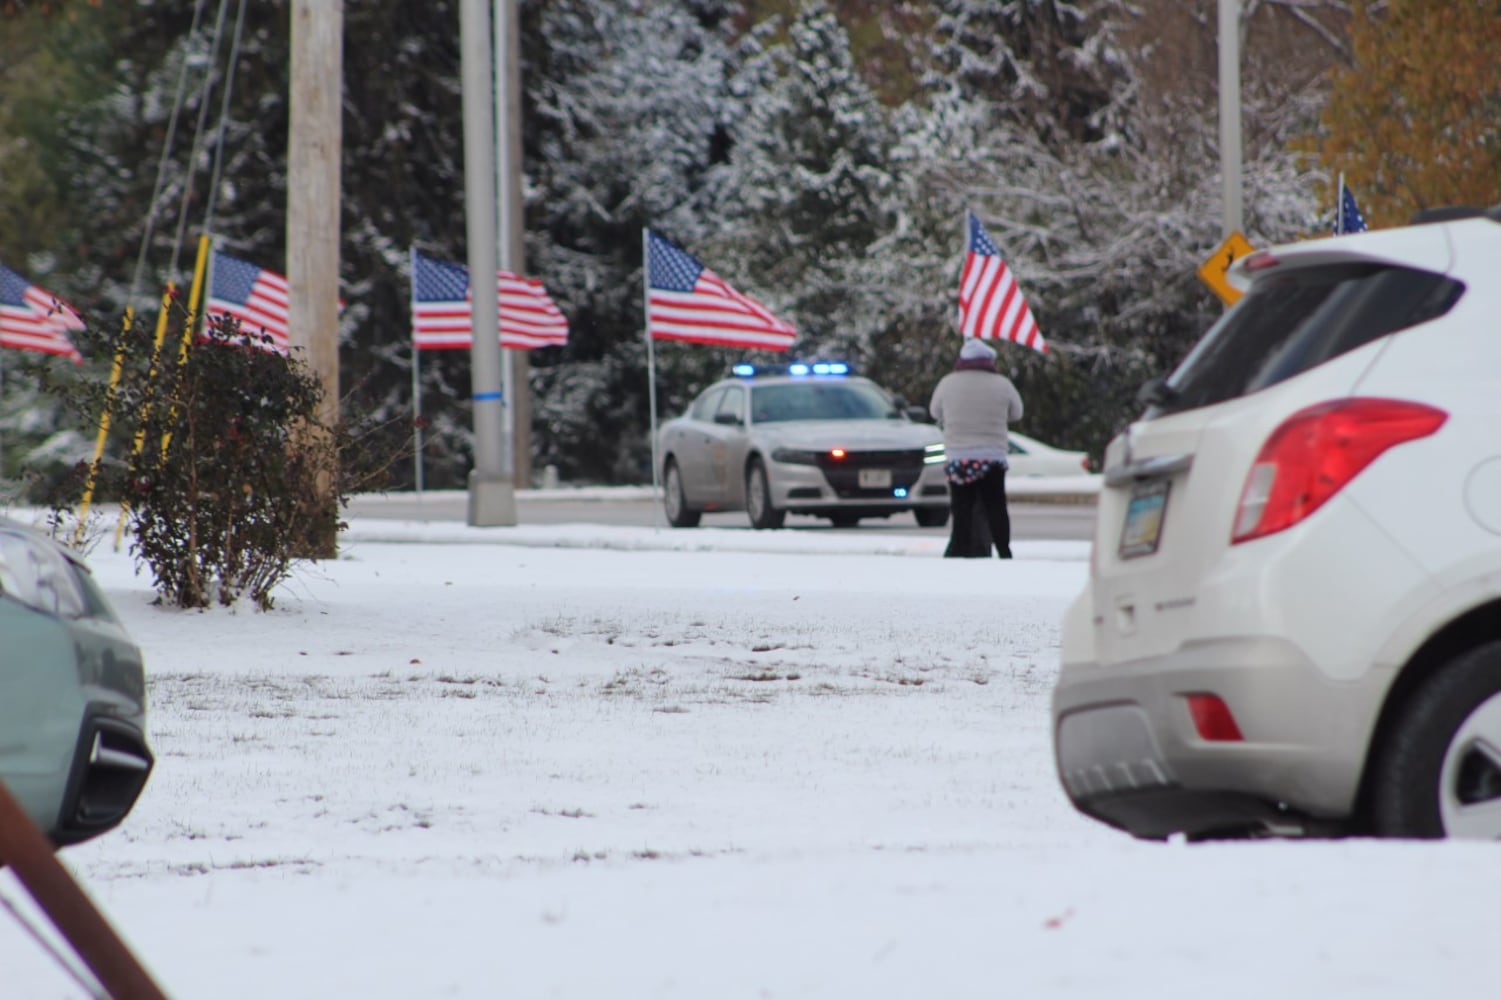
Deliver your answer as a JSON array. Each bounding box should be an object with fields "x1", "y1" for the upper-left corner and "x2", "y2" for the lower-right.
[{"x1": 929, "y1": 338, "x2": 1024, "y2": 558}]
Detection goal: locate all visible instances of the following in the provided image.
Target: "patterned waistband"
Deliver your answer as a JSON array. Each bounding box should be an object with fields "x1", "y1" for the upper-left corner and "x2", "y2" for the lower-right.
[{"x1": 944, "y1": 458, "x2": 1003, "y2": 485}]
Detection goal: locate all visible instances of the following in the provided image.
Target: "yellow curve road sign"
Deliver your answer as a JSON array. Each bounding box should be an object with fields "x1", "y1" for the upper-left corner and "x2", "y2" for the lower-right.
[{"x1": 1198, "y1": 231, "x2": 1255, "y2": 306}]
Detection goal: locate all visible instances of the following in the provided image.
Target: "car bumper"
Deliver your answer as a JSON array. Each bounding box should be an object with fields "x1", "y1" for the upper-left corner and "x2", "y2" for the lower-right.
[
  {"x1": 0, "y1": 602, "x2": 153, "y2": 847},
  {"x1": 5, "y1": 710, "x2": 153, "y2": 848},
  {"x1": 1052, "y1": 634, "x2": 1388, "y2": 839},
  {"x1": 768, "y1": 460, "x2": 950, "y2": 514}
]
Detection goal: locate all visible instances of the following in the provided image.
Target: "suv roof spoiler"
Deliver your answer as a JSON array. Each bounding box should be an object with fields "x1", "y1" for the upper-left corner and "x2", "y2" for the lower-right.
[{"x1": 1409, "y1": 205, "x2": 1501, "y2": 225}]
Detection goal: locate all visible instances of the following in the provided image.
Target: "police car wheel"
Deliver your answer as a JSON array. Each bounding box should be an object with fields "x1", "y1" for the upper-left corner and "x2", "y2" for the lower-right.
[
  {"x1": 663, "y1": 460, "x2": 700, "y2": 528},
  {"x1": 746, "y1": 458, "x2": 785, "y2": 530},
  {"x1": 914, "y1": 507, "x2": 949, "y2": 528}
]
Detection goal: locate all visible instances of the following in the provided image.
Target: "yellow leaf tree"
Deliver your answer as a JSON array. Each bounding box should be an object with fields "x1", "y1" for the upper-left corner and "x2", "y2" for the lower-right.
[{"x1": 1318, "y1": 0, "x2": 1501, "y2": 228}]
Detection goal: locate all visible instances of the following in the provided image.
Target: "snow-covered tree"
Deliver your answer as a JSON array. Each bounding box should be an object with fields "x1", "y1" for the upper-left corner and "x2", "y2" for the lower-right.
[
  {"x1": 855, "y1": 0, "x2": 1333, "y2": 454},
  {"x1": 928, "y1": 0, "x2": 1131, "y2": 148},
  {"x1": 707, "y1": 0, "x2": 897, "y2": 361},
  {"x1": 524, "y1": 0, "x2": 741, "y2": 481},
  {"x1": 0, "y1": 0, "x2": 1362, "y2": 483}
]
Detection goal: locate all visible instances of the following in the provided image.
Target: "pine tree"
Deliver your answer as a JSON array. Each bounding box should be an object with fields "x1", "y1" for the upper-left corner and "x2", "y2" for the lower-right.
[
  {"x1": 709, "y1": 0, "x2": 897, "y2": 360},
  {"x1": 525, "y1": 0, "x2": 741, "y2": 482},
  {"x1": 928, "y1": 0, "x2": 1129, "y2": 148},
  {"x1": 0, "y1": 0, "x2": 1366, "y2": 485}
]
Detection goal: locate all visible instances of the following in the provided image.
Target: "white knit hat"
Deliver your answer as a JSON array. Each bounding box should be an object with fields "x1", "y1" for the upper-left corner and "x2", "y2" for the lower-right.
[{"x1": 959, "y1": 338, "x2": 997, "y2": 361}]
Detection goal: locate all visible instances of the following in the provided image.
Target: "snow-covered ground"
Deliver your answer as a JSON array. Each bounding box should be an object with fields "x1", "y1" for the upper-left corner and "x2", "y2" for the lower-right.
[{"x1": 0, "y1": 515, "x2": 1494, "y2": 999}]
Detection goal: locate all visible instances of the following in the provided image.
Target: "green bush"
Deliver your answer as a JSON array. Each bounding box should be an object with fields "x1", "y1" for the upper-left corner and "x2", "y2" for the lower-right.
[{"x1": 52, "y1": 309, "x2": 401, "y2": 610}]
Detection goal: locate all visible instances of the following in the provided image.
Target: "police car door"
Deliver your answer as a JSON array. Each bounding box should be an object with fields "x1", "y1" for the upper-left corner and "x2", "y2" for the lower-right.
[
  {"x1": 705, "y1": 383, "x2": 750, "y2": 504},
  {"x1": 675, "y1": 385, "x2": 726, "y2": 502}
]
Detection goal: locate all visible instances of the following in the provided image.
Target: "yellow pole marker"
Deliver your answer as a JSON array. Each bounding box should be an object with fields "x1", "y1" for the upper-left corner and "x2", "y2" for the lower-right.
[
  {"x1": 73, "y1": 308, "x2": 133, "y2": 548},
  {"x1": 112, "y1": 284, "x2": 178, "y2": 550},
  {"x1": 111, "y1": 234, "x2": 212, "y2": 550},
  {"x1": 159, "y1": 233, "x2": 213, "y2": 460}
]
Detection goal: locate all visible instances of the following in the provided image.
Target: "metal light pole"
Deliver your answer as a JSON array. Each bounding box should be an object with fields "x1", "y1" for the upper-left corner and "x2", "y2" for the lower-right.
[
  {"x1": 460, "y1": 0, "x2": 516, "y2": 525},
  {"x1": 495, "y1": 0, "x2": 525, "y2": 487},
  {"x1": 1218, "y1": 0, "x2": 1244, "y2": 236}
]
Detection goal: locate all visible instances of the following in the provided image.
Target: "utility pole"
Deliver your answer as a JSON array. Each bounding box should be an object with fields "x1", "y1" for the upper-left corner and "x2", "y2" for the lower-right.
[
  {"x1": 288, "y1": 0, "x2": 343, "y2": 555},
  {"x1": 495, "y1": 0, "x2": 531, "y2": 490},
  {"x1": 460, "y1": 0, "x2": 517, "y2": 525},
  {"x1": 1218, "y1": 0, "x2": 1243, "y2": 236}
]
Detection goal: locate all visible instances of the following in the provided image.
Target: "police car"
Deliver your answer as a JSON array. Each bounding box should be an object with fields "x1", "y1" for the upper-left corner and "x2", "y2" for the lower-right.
[{"x1": 657, "y1": 363, "x2": 950, "y2": 529}]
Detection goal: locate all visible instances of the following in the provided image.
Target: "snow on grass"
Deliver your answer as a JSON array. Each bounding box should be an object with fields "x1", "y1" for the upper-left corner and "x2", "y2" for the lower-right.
[{"x1": 0, "y1": 520, "x2": 1495, "y2": 998}]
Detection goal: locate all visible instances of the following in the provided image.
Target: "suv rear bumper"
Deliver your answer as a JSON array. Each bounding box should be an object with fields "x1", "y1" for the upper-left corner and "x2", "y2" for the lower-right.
[{"x1": 1052, "y1": 636, "x2": 1388, "y2": 839}]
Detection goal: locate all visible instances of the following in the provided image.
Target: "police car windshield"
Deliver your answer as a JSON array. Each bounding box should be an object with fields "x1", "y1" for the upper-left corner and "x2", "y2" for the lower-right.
[{"x1": 751, "y1": 381, "x2": 898, "y2": 423}]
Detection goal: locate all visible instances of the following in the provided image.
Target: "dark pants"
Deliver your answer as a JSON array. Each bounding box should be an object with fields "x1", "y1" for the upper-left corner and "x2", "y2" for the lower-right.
[{"x1": 945, "y1": 465, "x2": 1012, "y2": 559}]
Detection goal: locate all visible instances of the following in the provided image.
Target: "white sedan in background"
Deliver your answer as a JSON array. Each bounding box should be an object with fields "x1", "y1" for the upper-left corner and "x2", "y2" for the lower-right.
[{"x1": 1007, "y1": 432, "x2": 1093, "y2": 477}]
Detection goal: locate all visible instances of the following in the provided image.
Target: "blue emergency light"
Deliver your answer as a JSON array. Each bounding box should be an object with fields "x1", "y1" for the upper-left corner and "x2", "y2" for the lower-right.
[{"x1": 732, "y1": 361, "x2": 853, "y2": 378}]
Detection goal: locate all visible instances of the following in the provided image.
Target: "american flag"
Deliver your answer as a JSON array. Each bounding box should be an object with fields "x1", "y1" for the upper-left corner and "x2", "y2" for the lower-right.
[
  {"x1": 1335, "y1": 184, "x2": 1369, "y2": 235},
  {"x1": 205, "y1": 251, "x2": 291, "y2": 353},
  {"x1": 645, "y1": 229, "x2": 796, "y2": 351},
  {"x1": 410, "y1": 250, "x2": 569, "y2": 350},
  {"x1": 958, "y1": 212, "x2": 1046, "y2": 353},
  {"x1": 0, "y1": 261, "x2": 84, "y2": 362}
]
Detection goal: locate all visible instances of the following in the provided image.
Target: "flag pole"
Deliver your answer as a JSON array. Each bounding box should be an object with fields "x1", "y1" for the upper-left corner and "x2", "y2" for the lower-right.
[
  {"x1": 113, "y1": 284, "x2": 177, "y2": 550},
  {"x1": 960, "y1": 209, "x2": 969, "y2": 338},
  {"x1": 409, "y1": 248, "x2": 425, "y2": 499},
  {"x1": 412, "y1": 344, "x2": 424, "y2": 497},
  {"x1": 643, "y1": 228, "x2": 662, "y2": 509}
]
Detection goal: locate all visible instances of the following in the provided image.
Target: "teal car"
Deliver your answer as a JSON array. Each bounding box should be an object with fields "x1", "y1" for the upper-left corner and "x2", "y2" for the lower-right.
[{"x1": 0, "y1": 522, "x2": 152, "y2": 846}]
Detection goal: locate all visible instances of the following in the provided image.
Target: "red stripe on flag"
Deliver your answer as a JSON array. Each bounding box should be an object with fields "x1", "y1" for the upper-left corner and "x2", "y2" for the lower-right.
[
  {"x1": 0, "y1": 306, "x2": 82, "y2": 361},
  {"x1": 412, "y1": 268, "x2": 569, "y2": 351},
  {"x1": 958, "y1": 234, "x2": 1046, "y2": 354}
]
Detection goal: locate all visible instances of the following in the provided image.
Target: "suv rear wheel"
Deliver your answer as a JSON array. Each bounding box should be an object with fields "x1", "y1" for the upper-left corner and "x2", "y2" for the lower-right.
[{"x1": 1370, "y1": 641, "x2": 1501, "y2": 839}]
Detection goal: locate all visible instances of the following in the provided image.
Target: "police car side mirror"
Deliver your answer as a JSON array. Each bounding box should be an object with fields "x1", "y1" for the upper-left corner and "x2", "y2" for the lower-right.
[
  {"x1": 713, "y1": 412, "x2": 742, "y2": 427},
  {"x1": 906, "y1": 406, "x2": 932, "y2": 423}
]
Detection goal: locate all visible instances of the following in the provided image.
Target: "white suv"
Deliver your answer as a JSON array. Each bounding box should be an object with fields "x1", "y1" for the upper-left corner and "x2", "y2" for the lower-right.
[{"x1": 1052, "y1": 206, "x2": 1501, "y2": 840}]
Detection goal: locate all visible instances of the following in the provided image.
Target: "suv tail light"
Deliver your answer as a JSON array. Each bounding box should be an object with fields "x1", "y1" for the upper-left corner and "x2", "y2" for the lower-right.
[{"x1": 1232, "y1": 398, "x2": 1447, "y2": 544}]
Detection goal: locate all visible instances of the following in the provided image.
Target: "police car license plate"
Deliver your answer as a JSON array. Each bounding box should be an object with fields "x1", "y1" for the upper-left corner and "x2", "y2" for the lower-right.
[
  {"x1": 1119, "y1": 479, "x2": 1170, "y2": 559},
  {"x1": 858, "y1": 468, "x2": 892, "y2": 489}
]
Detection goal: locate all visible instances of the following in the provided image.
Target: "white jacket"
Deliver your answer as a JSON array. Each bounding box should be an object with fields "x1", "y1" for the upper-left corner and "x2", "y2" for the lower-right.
[{"x1": 928, "y1": 369, "x2": 1024, "y2": 462}]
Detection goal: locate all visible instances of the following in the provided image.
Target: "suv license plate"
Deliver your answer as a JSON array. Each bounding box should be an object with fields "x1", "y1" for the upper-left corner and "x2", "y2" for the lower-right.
[
  {"x1": 858, "y1": 468, "x2": 892, "y2": 489},
  {"x1": 1119, "y1": 479, "x2": 1170, "y2": 559}
]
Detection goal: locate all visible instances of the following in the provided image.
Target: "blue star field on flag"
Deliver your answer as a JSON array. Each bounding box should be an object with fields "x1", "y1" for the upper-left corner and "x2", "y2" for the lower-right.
[
  {"x1": 1336, "y1": 186, "x2": 1368, "y2": 235},
  {"x1": 646, "y1": 232, "x2": 706, "y2": 293}
]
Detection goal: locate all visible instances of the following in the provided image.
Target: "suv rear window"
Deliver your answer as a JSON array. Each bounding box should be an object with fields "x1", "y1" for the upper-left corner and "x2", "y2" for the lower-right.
[{"x1": 1150, "y1": 263, "x2": 1465, "y2": 416}]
